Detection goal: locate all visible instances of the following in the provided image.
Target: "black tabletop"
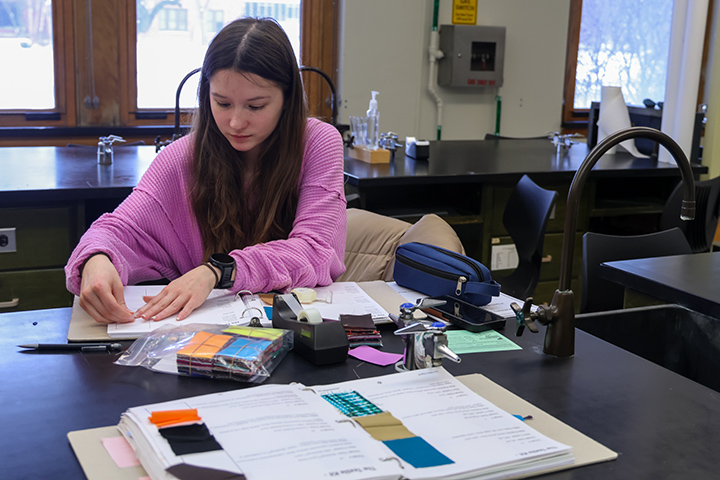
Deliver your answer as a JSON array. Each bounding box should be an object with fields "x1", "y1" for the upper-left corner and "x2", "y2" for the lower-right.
[
  {"x1": 344, "y1": 139, "x2": 706, "y2": 187},
  {"x1": 601, "y1": 251, "x2": 720, "y2": 318},
  {"x1": 0, "y1": 142, "x2": 705, "y2": 203},
  {"x1": 0, "y1": 145, "x2": 157, "y2": 203},
  {"x1": 2, "y1": 307, "x2": 720, "y2": 479}
]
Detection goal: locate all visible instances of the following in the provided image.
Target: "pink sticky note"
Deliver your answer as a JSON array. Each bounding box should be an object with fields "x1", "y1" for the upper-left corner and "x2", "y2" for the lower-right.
[
  {"x1": 349, "y1": 345, "x2": 403, "y2": 366},
  {"x1": 102, "y1": 436, "x2": 141, "y2": 468}
]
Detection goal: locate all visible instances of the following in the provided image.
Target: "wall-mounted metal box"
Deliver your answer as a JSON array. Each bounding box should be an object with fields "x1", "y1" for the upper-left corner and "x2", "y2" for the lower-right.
[{"x1": 437, "y1": 25, "x2": 506, "y2": 88}]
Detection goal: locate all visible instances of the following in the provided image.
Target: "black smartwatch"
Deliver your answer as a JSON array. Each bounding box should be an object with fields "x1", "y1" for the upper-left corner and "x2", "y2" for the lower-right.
[{"x1": 209, "y1": 253, "x2": 235, "y2": 289}]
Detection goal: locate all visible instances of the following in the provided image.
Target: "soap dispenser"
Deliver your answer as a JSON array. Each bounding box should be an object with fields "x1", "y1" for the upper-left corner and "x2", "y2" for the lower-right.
[{"x1": 366, "y1": 91, "x2": 380, "y2": 150}]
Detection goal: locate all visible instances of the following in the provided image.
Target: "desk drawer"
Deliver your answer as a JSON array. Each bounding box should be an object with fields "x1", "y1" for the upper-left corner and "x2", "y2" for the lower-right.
[
  {"x1": 0, "y1": 268, "x2": 72, "y2": 312},
  {"x1": 0, "y1": 206, "x2": 74, "y2": 270}
]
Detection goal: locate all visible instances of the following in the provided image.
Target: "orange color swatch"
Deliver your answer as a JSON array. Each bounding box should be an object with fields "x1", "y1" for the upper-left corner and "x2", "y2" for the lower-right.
[{"x1": 148, "y1": 409, "x2": 202, "y2": 428}]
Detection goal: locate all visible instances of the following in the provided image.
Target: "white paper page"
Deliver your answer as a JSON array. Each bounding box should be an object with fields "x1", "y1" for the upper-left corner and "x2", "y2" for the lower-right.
[
  {"x1": 123, "y1": 384, "x2": 401, "y2": 480},
  {"x1": 107, "y1": 286, "x2": 270, "y2": 339},
  {"x1": 481, "y1": 292, "x2": 538, "y2": 319},
  {"x1": 313, "y1": 367, "x2": 572, "y2": 480},
  {"x1": 387, "y1": 281, "x2": 425, "y2": 303},
  {"x1": 303, "y1": 282, "x2": 390, "y2": 321}
]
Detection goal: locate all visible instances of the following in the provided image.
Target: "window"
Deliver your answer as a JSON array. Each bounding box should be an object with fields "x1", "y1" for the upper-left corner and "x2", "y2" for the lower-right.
[
  {"x1": 0, "y1": 0, "x2": 338, "y2": 145},
  {"x1": 158, "y1": 8, "x2": 188, "y2": 31},
  {"x1": 136, "y1": 1, "x2": 300, "y2": 110},
  {"x1": 563, "y1": 0, "x2": 674, "y2": 127},
  {"x1": 0, "y1": 0, "x2": 55, "y2": 109},
  {"x1": 0, "y1": 0, "x2": 73, "y2": 126},
  {"x1": 205, "y1": 10, "x2": 224, "y2": 35}
]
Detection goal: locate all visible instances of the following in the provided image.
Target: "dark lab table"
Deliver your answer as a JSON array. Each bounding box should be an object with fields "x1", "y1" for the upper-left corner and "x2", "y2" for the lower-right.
[
  {"x1": 0, "y1": 145, "x2": 157, "y2": 203},
  {"x1": 2, "y1": 307, "x2": 719, "y2": 479},
  {"x1": 600, "y1": 251, "x2": 720, "y2": 318},
  {"x1": 344, "y1": 138, "x2": 704, "y2": 189},
  {"x1": 344, "y1": 138, "x2": 707, "y2": 302}
]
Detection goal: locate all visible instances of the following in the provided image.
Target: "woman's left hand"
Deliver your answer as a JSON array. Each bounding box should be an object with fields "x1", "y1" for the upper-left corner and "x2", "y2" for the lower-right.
[{"x1": 134, "y1": 265, "x2": 218, "y2": 321}]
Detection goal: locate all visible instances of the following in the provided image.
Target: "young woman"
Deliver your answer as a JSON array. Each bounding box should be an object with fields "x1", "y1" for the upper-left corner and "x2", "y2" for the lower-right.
[{"x1": 65, "y1": 17, "x2": 347, "y2": 324}]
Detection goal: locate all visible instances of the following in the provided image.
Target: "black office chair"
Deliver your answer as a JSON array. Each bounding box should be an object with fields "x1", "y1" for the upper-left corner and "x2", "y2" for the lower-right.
[
  {"x1": 659, "y1": 176, "x2": 720, "y2": 253},
  {"x1": 581, "y1": 227, "x2": 692, "y2": 313},
  {"x1": 496, "y1": 175, "x2": 559, "y2": 300}
]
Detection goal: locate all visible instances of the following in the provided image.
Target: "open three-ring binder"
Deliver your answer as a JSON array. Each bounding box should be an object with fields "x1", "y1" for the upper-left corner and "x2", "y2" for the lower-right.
[{"x1": 68, "y1": 367, "x2": 616, "y2": 480}]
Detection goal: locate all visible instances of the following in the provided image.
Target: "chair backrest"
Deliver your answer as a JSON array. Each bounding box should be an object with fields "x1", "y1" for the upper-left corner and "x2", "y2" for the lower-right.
[
  {"x1": 659, "y1": 176, "x2": 720, "y2": 253},
  {"x1": 338, "y1": 209, "x2": 465, "y2": 283},
  {"x1": 581, "y1": 227, "x2": 692, "y2": 313},
  {"x1": 500, "y1": 175, "x2": 559, "y2": 299}
]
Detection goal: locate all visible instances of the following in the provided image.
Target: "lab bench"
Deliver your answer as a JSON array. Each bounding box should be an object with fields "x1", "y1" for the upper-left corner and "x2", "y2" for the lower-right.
[
  {"x1": 0, "y1": 140, "x2": 706, "y2": 312},
  {"x1": 344, "y1": 138, "x2": 706, "y2": 304}
]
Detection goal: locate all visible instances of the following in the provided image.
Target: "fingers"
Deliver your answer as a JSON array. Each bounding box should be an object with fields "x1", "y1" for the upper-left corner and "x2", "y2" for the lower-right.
[
  {"x1": 135, "y1": 267, "x2": 214, "y2": 321},
  {"x1": 79, "y1": 286, "x2": 134, "y2": 324},
  {"x1": 137, "y1": 291, "x2": 190, "y2": 321},
  {"x1": 79, "y1": 256, "x2": 134, "y2": 324},
  {"x1": 138, "y1": 292, "x2": 203, "y2": 322}
]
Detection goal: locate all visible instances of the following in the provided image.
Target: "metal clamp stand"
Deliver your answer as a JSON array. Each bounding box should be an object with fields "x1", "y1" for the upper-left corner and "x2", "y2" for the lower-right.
[
  {"x1": 391, "y1": 298, "x2": 461, "y2": 371},
  {"x1": 97, "y1": 135, "x2": 125, "y2": 165}
]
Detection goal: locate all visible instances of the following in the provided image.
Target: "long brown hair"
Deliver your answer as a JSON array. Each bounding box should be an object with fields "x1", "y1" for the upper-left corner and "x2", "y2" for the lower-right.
[{"x1": 190, "y1": 17, "x2": 308, "y2": 259}]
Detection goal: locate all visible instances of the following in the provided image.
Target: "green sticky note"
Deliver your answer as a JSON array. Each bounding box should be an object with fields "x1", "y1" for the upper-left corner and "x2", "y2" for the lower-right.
[{"x1": 446, "y1": 329, "x2": 521, "y2": 354}]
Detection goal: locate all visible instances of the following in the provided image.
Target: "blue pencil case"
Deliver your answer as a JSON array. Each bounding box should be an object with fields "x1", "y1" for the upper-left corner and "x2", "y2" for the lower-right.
[{"x1": 393, "y1": 242, "x2": 501, "y2": 306}]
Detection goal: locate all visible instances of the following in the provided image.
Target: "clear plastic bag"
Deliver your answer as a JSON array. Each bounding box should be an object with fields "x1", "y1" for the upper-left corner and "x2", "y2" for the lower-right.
[{"x1": 115, "y1": 323, "x2": 293, "y2": 384}]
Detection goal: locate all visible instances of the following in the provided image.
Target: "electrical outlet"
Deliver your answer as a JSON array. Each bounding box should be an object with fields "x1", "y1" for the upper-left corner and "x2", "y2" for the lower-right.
[{"x1": 0, "y1": 228, "x2": 16, "y2": 253}]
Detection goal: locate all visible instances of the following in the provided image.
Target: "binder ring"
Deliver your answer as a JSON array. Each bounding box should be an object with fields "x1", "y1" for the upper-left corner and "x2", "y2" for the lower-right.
[{"x1": 235, "y1": 290, "x2": 255, "y2": 304}]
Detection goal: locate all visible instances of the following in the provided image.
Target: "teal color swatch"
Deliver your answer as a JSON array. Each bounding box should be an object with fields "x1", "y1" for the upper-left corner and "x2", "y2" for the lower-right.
[
  {"x1": 321, "y1": 391, "x2": 382, "y2": 417},
  {"x1": 382, "y1": 436, "x2": 454, "y2": 468}
]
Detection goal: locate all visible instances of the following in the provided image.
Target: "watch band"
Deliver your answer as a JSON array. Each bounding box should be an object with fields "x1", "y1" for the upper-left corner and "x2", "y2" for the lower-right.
[{"x1": 208, "y1": 253, "x2": 235, "y2": 289}]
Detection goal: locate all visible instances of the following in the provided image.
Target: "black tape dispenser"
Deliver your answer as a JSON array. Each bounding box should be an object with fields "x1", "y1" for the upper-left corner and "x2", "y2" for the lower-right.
[{"x1": 272, "y1": 293, "x2": 349, "y2": 365}]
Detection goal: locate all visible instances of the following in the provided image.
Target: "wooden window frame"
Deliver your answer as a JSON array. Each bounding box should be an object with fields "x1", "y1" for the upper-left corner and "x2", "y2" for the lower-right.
[
  {"x1": 0, "y1": 0, "x2": 338, "y2": 145},
  {"x1": 0, "y1": 0, "x2": 76, "y2": 128},
  {"x1": 121, "y1": 0, "x2": 339, "y2": 129},
  {"x1": 561, "y1": 0, "x2": 583, "y2": 131},
  {"x1": 300, "y1": 0, "x2": 339, "y2": 125}
]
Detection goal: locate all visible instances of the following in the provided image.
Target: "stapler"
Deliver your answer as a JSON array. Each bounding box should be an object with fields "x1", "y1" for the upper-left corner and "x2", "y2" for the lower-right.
[{"x1": 272, "y1": 293, "x2": 349, "y2": 365}]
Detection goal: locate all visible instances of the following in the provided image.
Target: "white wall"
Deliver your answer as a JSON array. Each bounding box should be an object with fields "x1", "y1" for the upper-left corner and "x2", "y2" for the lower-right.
[{"x1": 338, "y1": 0, "x2": 571, "y2": 141}]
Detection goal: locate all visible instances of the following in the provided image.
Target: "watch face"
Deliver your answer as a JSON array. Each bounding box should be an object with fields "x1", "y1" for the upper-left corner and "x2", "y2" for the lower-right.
[{"x1": 211, "y1": 253, "x2": 234, "y2": 266}]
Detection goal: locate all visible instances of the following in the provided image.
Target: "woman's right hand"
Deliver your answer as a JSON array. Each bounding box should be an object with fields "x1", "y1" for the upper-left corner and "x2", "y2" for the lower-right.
[{"x1": 78, "y1": 254, "x2": 135, "y2": 324}]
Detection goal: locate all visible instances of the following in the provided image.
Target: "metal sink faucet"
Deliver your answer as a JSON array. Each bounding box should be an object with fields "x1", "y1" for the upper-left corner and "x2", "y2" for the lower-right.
[{"x1": 513, "y1": 126, "x2": 696, "y2": 357}]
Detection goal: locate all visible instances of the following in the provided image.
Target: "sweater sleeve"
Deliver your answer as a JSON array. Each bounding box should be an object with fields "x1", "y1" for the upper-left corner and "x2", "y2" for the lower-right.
[
  {"x1": 64, "y1": 137, "x2": 202, "y2": 295},
  {"x1": 229, "y1": 119, "x2": 348, "y2": 292}
]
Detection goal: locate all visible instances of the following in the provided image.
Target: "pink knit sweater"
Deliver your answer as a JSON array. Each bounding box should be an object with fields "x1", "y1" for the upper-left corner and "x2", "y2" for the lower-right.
[{"x1": 65, "y1": 118, "x2": 347, "y2": 295}]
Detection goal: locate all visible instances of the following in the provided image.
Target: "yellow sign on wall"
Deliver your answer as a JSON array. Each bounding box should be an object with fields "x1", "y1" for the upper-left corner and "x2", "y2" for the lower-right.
[{"x1": 452, "y1": 0, "x2": 478, "y2": 25}]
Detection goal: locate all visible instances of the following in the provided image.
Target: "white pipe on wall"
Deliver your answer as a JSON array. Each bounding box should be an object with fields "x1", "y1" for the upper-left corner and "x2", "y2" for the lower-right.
[{"x1": 428, "y1": 29, "x2": 444, "y2": 141}]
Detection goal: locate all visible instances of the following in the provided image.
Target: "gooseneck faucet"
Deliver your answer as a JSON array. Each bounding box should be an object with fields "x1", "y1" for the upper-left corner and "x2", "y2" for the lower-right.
[{"x1": 513, "y1": 126, "x2": 696, "y2": 357}]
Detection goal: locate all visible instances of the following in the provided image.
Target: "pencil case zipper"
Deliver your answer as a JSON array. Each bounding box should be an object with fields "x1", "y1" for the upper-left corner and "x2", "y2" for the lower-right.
[{"x1": 396, "y1": 251, "x2": 473, "y2": 295}]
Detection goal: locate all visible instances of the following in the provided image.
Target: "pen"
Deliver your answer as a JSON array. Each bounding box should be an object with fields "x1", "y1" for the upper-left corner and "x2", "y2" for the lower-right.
[{"x1": 17, "y1": 343, "x2": 123, "y2": 352}]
